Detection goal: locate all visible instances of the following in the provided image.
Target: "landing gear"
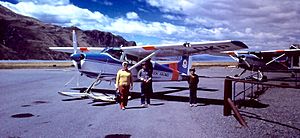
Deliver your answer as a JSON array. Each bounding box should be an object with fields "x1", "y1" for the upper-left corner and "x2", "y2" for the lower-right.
[
  {"x1": 252, "y1": 70, "x2": 267, "y2": 82},
  {"x1": 291, "y1": 72, "x2": 296, "y2": 78},
  {"x1": 234, "y1": 69, "x2": 247, "y2": 77},
  {"x1": 58, "y1": 72, "x2": 116, "y2": 102},
  {"x1": 229, "y1": 69, "x2": 268, "y2": 82}
]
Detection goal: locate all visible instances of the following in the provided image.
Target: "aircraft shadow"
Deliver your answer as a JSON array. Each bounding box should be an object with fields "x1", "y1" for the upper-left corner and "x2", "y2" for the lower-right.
[
  {"x1": 199, "y1": 75, "x2": 226, "y2": 79},
  {"x1": 198, "y1": 75, "x2": 210, "y2": 78},
  {"x1": 64, "y1": 85, "x2": 276, "y2": 108},
  {"x1": 152, "y1": 95, "x2": 223, "y2": 106},
  {"x1": 242, "y1": 87, "x2": 269, "y2": 99},
  {"x1": 234, "y1": 86, "x2": 270, "y2": 109},
  {"x1": 91, "y1": 102, "x2": 116, "y2": 107},
  {"x1": 64, "y1": 86, "x2": 224, "y2": 106},
  {"x1": 163, "y1": 86, "x2": 219, "y2": 92},
  {"x1": 125, "y1": 103, "x2": 165, "y2": 110},
  {"x1": 62, "y1": 97, "x2": 87, "y2": 101},
  {"x1": 149, "y1": 103, "x2": 165, "y2": 106},
  {"x1": 105, "y1": 134, "x2": 131, "y2": 138},
  {"x1": 235, "y1": 99, "x2": 269, "y2": 109},
  {"x1": 240, "y1": 110, "x2": 300, "y2": 131},
  {"x1": 125, "y1": 106, "x2": 147, "y2": 110}
]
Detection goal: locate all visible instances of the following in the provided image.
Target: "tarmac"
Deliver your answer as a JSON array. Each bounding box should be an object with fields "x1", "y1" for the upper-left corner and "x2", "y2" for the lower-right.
[{"x1": 0, "y1": 67, "x2": 299, "y2": 138}]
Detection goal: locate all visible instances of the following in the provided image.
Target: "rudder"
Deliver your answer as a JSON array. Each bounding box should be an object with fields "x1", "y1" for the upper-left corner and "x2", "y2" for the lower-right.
[{"x1": 177, "y1": 55, "x2": 192, "y2": 75}]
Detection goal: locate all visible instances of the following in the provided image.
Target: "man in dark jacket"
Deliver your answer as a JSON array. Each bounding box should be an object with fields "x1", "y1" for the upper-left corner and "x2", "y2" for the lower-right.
[
  {"x1": 138, "y1": 62, "x2": 152, "y2": 107},
  {"x1": 187, "y1": 68, "x2": 199, "y2": 107}
]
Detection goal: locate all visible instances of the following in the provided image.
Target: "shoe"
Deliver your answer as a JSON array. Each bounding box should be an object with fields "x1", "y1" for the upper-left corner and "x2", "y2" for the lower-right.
[
  {"x1": 121, "y1": 107, "x2": 125, "y2": 110},
  {"x1": 190, "y1": 104, "x2": 193, "y2": 107},
  {"x1": 141, "y1": 104, "x2": 145, "y2": 107}
]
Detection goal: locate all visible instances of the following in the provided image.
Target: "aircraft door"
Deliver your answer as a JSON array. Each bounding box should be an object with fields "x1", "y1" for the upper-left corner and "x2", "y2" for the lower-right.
[
  {"x1": 120, "y1": 52, "x2": 125, "y2": 62},
  {"x1": 123, "y1": 54, "x2": 138, "y2": 64},
  {"x1": 291, "y1": 56, "x2": 300, "y2": 68}
]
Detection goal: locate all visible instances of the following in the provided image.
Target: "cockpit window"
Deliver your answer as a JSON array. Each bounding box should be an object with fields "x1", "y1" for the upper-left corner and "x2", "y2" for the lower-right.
[
  {"x1": 104, "y1": 48, "x2": 138, "y2": 64},
  {"x1": 105, "y1": 48, "x2": 122, "y2": 60},
  {"x1": 125, "y1": 54, "x2": 138, "y2": 64}
]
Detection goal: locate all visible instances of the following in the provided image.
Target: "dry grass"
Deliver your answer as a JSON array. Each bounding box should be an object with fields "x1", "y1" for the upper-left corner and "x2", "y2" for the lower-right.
[
  {"x1": 0, "y1": 61, "x2": 73, "y2": 69},
  {"x1": 0, "y1": 61, "x2": 237, "y2": 69}
]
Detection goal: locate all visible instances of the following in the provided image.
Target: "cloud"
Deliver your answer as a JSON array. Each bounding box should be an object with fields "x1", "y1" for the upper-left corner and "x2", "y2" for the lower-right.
[
  {"x1": 1, "y1": 0, "x2": 299, "y2": 49},
  {"x1": 146, "y1": 0, "x2": 300, "y2": 50},
  {"x1": 146, "y1": 0, "x2": 193, "y2": 13},
  {"x1": 126, "y1": 12, "x2": 139, "y2": 19},
  {"x1": 0, "y1": 1, "x2": 188, "y2": 44},
  {"x1": 105, "y1": 18, "x2": 186, "y2": 37},
  {"x1": 162, "y1": 14, "x2": 182, "y2": 20},
  {"x1": 103, "y1": 0, "x2": 113, "y2": 6},
  {"x1": 17, "y1": 0, "x2": 69, "y2": 6},
  {"x1": 0, "y1": 1, "x2": 109, "y2": 26}
]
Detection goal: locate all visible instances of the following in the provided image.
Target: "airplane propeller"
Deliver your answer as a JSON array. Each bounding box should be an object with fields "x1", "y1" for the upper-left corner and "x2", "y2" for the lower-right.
[
  {"x1": 72, "y1": 30, "x2": 78, "y2": 54},
  {"x1": 227, "y1": 51, "x2": 251, "y2": 69},
  {"x1": 70, "y1": 53, "x2": 85, "y2": 69},
  {"x1": 237, "y1": 55, "x2": 251, "y2": 68},
  {"x1": 70, "y1": 30, "x2": 85, "y2": 69}
]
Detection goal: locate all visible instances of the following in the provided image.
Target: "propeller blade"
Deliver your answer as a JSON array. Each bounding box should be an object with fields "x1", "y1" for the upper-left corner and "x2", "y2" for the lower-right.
[
  {"x1": 72, "y1": 30, "x2": 78, "y2": 54},
  {"x1": 239, "y1": 56, "x2": 251, "y2": 68}
]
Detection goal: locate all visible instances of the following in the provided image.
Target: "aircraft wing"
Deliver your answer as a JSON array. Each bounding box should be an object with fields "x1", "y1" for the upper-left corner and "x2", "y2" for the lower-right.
[
  {"x1": 121, "y1": 40, "x2": 248, "y2": 58},
  {"x1": 223, "y1": 48, "x2": 300, "y2": 57},
  {"x1": 49, "y1": 47, "x2": 105, "y2": 53}
]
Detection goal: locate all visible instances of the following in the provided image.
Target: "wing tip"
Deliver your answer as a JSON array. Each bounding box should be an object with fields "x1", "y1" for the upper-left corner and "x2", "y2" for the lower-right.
[{"x1": 231, "y1": 41, "x2": 248, "y2": 49}]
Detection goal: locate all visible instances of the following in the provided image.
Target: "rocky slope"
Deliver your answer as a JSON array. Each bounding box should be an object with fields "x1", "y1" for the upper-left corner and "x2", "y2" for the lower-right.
[{"x1": 0, "y1": 5, "x2": 136, "y2": 60}]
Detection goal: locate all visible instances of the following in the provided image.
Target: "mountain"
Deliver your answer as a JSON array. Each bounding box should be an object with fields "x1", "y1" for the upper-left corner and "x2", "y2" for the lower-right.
[{"x1": 0, "y1": 5, "x2": 136, "y2": 60}]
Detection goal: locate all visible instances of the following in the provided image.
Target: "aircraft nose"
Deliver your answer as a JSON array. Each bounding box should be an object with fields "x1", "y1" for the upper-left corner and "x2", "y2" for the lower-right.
[{"x1": 70, "y1": 53, "x2": 85, "y2": 61}]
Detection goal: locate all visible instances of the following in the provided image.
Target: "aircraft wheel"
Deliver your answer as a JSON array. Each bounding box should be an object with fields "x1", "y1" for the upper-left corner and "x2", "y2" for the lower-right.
[
  {"x1": 291, "y1": 73, "x2": 296, "y2": 78},
  {"x1": 261, "y1": 75, "x2": 268, "y2": 82}
]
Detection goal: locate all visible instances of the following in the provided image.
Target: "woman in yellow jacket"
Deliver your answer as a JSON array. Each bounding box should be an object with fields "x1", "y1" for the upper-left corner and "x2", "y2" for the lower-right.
[{"x1": 116, "y1": 61, "x2": 133, "y2": 110}]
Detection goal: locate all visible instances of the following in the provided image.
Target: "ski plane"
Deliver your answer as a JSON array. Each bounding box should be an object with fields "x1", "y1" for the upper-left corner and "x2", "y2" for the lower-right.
[
  {"x1": 49, "y1": 30, "x2": 248, "y2": 102},
  {"x1": 223, "y1": 44, "x2": 300, "y2": 81}
]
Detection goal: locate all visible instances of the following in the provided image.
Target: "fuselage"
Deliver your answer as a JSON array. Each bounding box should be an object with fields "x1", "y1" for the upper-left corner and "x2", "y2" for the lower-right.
[
  {"x1": 71, "y1": 52, "x2": 185, "y2": 82},
  {"x1": 238, "y1": 54, "x2": 300, "y2": 73}
]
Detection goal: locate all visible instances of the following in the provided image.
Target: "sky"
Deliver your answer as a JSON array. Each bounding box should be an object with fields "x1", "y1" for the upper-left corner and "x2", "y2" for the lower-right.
[{"x1": 0, "y1": 0, "x2": 299, "y2": 50}]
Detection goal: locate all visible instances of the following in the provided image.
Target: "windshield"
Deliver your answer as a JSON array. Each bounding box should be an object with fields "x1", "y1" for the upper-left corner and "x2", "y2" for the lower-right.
[
  {"x1": 104, "y1": 48, "x2": 138, "y2": 63},
  {"x1": 105, "y1": 48, "x2": 123, "y2": 60}
]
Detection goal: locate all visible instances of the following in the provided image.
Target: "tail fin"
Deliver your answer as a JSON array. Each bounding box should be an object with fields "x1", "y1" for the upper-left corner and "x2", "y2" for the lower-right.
[
  {"x1": 177, "y1": 55, "x2": 192, "y2": 75},
  {"x1": 72, "y1": 30, "x2": 78, "y2": 54}
]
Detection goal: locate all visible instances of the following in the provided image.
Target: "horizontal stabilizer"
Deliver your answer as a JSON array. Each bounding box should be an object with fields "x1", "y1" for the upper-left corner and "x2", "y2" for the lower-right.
[{"x1": 49, "y1": 47, "x2": 105, "y2": 53}]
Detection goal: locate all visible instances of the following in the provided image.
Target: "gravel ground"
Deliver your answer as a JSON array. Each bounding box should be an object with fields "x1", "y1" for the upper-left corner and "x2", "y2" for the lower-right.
[{"x1": 0, "y1": 67, "x2": 299, "y2": 138}]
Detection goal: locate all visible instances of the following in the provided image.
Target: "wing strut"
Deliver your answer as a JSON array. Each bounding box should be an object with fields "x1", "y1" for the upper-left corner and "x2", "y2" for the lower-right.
[
  {"x1": 128, "y1": 50, "x2": 159, "y2": 70},
  {"x1": 265, "y1": 53, "x2": 286, "y2": 65}
]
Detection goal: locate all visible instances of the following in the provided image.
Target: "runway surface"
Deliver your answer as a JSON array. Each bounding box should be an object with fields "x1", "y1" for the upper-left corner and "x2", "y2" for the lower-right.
[{"x1": 0, "y1": 67, "x2": 299, "y2": 138}]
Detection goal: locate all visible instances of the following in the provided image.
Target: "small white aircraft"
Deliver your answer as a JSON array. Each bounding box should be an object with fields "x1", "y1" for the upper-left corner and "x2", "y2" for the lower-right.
[
  {"x1": 223, "y1": 44, "x2": 300, "y2": 81},
  {"x1": 50, "y1": 30, "x2": 248, "y2": 102}
]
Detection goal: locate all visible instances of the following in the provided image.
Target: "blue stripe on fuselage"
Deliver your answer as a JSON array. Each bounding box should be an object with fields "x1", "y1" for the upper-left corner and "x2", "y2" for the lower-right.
[{"x1": 84, "y1": 53, "x2": 122, "y2": 64}]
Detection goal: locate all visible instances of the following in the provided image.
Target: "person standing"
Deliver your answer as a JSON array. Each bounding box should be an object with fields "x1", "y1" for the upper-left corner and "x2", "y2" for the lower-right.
[
  {"x1": 138, "y1": 62, "x2": 152, "y2": 107},
  {"x1": 187, "y1": 68, "x2": 199, "y2": 107},
  {"x1": 116, "y1": 61, "x2": 133, "y2": 110},
  {"x1": 145, "y1": 59, "x2": 153, "y2": 95}
]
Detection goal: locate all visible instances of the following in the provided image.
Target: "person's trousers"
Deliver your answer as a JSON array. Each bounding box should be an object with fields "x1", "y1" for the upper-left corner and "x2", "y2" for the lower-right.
[
  {"x1": 189, "y1": 86, "x2": 197, "y2": 104},
  {"x1": 119, "y1": 85, "x2": 130, "y2": 108},
  {"x1": 141, "y1": 83, "x2": 151, "y2": 104}
]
